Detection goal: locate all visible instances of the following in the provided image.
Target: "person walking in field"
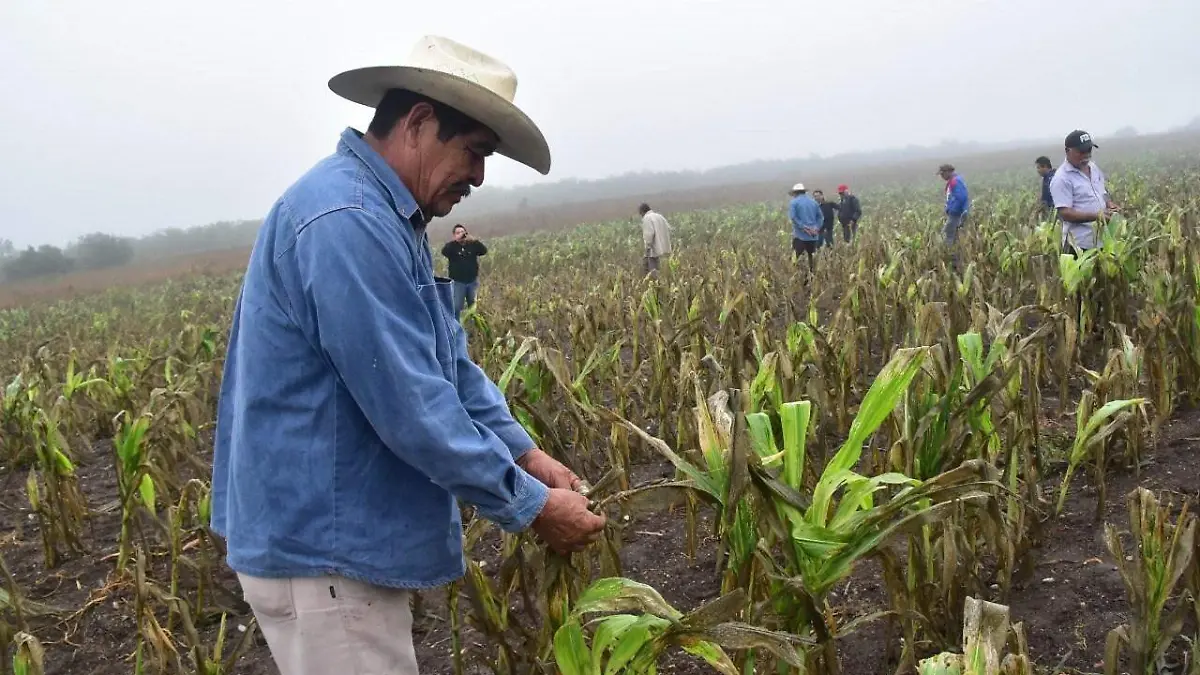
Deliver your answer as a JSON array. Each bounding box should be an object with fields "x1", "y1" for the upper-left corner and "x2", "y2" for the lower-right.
[
  {"x1": 1049, "y1": 130, "x2": 1120, "y2": 255},
  {"x1": 1035, "y1": 156, "x2": 1056, "y2": 215},
  {"x1": 638, "y1": 203, "x2": 672, "y2": 277},
  {"x1": 938, "y1": 164, "x2": 970, "y2": 244},
  {"x1": 211, "y1": 35, "x2": 605, "y2": 675},
  {"x1": 788, "y1": 183, "x2": 823, "y2": 274},
  {"x1": 441, "y1": 223, "x2": 488, "y2": 316},
  {"x1": 836, "y1": 184, "x2": 862, "y2": 242},
  {"x1": 813, "y1": 189, "x2": 839, "y2": 248}
]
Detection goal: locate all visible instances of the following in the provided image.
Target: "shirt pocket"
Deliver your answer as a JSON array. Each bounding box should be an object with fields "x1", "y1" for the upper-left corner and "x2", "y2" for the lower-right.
[{"x1": 415, "y1": 279, "x2": 458, "y2": 380}]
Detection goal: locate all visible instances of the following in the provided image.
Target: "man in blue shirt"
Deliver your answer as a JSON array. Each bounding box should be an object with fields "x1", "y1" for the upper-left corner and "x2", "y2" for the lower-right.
[
  {"x1": 1035, "y1": 156, "x2": 1056, "y2": 214},
  {"x1": 938, "y1": 163, "x2": 970, "y2": 245},
  {"x1": 212, "y1": 36, "x2": 605, "y2": 675},
  {"x1": 789, "y1": 183, "x2": 823, "y2": 274}
]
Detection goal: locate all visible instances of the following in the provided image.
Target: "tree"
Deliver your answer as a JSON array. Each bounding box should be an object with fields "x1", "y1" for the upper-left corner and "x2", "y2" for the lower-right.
[
  {"x1": 70, "y1": 232, "x2": 135, "y2": 271},
  {"x1": 1, "y1": 245, "x2": 74, "y2": 282},
  {"x1": 0, "y1": 238, "x2": 14, "y2": 262}
]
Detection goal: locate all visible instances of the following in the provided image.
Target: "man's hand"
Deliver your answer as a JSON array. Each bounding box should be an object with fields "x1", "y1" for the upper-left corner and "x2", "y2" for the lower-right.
[
  {"x1": 532, "y1": 488, "x2": 607, "y2": 554},
  {"x1": 518, "y1": 448, "x2": 581, "y2": 490},
  {"x1": 1105, "y1": 202, "x2": 1120, "y2": 216}
]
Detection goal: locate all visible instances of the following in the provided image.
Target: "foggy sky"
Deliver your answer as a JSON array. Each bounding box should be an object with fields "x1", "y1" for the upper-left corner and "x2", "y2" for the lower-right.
[{"x1": 1, "y1": 0, "x2": 1198, "y2": 248}]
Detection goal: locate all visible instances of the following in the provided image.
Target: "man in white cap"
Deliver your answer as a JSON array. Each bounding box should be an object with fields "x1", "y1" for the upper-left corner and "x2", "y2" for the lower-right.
[{"x1": 211, "y1": 36, "x2": 605, "y2": 674}]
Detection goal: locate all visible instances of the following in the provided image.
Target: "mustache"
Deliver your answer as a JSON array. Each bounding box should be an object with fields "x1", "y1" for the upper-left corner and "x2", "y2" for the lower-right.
[{"x1": 451, "y1": 183, "x2": 472, "y2": 198}]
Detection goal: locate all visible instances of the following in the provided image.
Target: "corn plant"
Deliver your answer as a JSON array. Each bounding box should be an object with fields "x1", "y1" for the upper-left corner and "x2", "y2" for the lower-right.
[
  {"x1": 553, "y1": 578, "x2": 807, "y2": 674},
  {"x1": 916, "y1": 597, "x2": 1032, "y2": 675},
  {"x1": 1104, "y1": 488, "x2": 1196, "y2": 675},
  {"x1": 747, "y1": 348, "x2": 1006, "y2": 674},
  {"x1": 1055, "y1": 392, "x2": 1145, "y2": 518}
]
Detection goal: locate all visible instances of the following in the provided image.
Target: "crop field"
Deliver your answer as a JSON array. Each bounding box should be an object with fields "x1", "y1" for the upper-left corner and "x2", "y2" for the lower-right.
[{"x1": 1, "y1": 149, "x2": 1200, "y2": 675}]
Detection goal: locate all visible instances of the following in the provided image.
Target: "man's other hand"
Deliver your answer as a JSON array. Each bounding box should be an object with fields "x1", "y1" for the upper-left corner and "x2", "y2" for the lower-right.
[
  {"x1": 532, "y1": 489, "x2": 607, "y2": 554},
  {"x1": 518, "y1": 448, "x2": 581, "y2": 490}
]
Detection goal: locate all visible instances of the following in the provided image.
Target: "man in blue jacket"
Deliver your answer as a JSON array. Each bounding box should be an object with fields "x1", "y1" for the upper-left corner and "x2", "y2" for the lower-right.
[
  {"x1": 938, "y1": 163, "x2": 970, "y2": 244},
  {"x1": 789, "y1": 183, "x2": 823, "y2": 275},
  {"x1": 212, "y1": 36, "x2": 605, "y2": 675}
]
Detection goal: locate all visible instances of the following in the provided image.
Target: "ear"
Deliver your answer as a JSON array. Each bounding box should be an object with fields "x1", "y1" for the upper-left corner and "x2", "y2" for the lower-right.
[{"x1": 398, "y1": 102, "x2": 439, "y2": 147}]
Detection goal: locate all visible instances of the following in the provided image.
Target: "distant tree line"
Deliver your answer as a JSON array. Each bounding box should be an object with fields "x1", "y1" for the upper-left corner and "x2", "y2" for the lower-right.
[
  {"x1": 0, "y1": 232, "x2": 136, "y2": 283},
  {"x1": 0, "y1": 220, "x2": 264, "y2": 283}
]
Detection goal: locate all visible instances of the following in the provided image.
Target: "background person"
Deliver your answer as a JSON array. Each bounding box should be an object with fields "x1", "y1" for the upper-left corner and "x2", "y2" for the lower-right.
[
  {"x1": 1036, "y1": 156, "x2": 1056, "y2": 214},
  {"x1": 836, "y1": 184, "x2": 862, "y2": 242},
  {"x1": 938, "y1": 164, "x2": 970, "y2": 244},
  {"x1": 441, "y1": 224, "x2": 488, "y2": 316},
  {"x1": 638, "y1": 203, "x2": 673, "y2": 276},
  {"x1": 788, "y1": 183, "x2": 823, "y2": 274},
  {"x1": 1049, "y1": 130, "x2": 1119, "y2": 255},
  {"x1": 813, "y1": 189, "x2": 839, "y2": 248}
]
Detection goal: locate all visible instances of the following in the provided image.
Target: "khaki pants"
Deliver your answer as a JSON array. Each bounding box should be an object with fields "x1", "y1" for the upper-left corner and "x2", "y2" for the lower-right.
[{"x1": 238, "y1": 573, "x2": 419, "y2": 675}]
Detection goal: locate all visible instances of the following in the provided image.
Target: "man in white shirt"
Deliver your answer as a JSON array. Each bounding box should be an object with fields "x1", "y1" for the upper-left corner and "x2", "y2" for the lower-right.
[
  {"x1": 1048, "y1": 130, "x2": 1120, "y2": 255},
  {"x1": 638, "y1": 203, "x2": 673, "y2": 277}
]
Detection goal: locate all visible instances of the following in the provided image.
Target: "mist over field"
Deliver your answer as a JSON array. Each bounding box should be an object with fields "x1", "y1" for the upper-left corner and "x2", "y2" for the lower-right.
[{"x1": 2, "y1": 0, "x2": 1199, "y2": 254}]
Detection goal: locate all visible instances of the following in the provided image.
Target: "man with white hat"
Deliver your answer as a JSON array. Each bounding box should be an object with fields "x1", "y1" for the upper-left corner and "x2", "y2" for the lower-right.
[
  {"x1": 211, "y1": 36, "x2": 605, "y2": 674},
  {"x1": 788, "y1": 183, "x2": 823, "y2": 275}
]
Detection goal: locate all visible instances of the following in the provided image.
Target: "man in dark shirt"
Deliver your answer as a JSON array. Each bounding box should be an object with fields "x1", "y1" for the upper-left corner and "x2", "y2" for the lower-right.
[
  {"x1": 813, "y1": 190, "x2": 839, "y2": 248},
  {"x1": 1036, "y1": 156, "x2": 1056, "y2": 214},
  {"x1": 836, "y1": 184, "x2": 862, "y2": 242},
  {"x1": 441, "y1": 224, "x2": 489, "y2": 316}
]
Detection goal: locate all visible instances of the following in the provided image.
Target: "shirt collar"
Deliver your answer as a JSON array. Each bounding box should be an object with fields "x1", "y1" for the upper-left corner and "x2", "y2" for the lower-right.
[
  {"x1": 1061, "y1": 158, "x2": 1090, "y2": 176},
  {"x1": 337, "y1": 127, "x2": 426, "y2": 227}
]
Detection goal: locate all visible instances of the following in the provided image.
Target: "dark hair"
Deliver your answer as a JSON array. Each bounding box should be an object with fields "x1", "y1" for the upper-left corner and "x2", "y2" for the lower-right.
[
  {"x1": 813, "y1": 189, "x2": 824, "y2": 196},
  {"x1": 367, "y1": 89, "x2": 486, "y2": 142},
  {"x1": 638, "y1": 203, "x2": 651, "y2": 215},
  {"x1": 1035, "y1": 156, "x2": 1053, "y2": 168},
  {"x1": 453, "y1": 224, "x2": 467, "y2": 232}
]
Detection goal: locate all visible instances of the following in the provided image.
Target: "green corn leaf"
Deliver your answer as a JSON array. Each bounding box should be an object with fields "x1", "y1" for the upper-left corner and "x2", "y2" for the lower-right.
[
  {"x1": 591, "y1": 615, "x2": 639, "y2": 673},
  {"x1": 745, "y1": 412, "x2": 777, "y2": 459},
  {"x1": 812, "y1": 347, "x2": 927, "y2": 526},
  {"x1": 780, "y1": 400, "x2": 811, "y2": 492},
  {"x1": 554, "y1": 619, "x2": 594, "y2": 675},
  {"x1": 573, "y1": 578, "x2": 683, "y2": 620},
  {"x1": 678, "y1": 638, "x2": 738, "y2": 675},
  {"x1": 604, "y1": 617, "x2": 661, "y2": 675},
  {"x1": 139, "y1": 474, "x2": 156, "y2": 515}
]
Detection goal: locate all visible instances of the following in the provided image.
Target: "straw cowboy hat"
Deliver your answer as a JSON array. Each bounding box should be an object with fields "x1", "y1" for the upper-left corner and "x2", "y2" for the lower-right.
[{"x1": 329, "y1": 35, "x2": 551, "y2": 175}]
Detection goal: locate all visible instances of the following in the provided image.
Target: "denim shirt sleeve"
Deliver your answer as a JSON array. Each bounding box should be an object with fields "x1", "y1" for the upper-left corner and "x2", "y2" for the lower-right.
[
  {"x1": 452, "y1": 325, "x2": 537, "y2": 460},
  {"x1": 289, "y1": 208, "x2": 548, "y2": 533}
]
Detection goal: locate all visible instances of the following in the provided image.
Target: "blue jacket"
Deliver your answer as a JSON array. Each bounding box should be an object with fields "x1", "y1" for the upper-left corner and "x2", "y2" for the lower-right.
[
  {"x1": 789, "y1": 194, "x2": 823, "y2": 241},
  {"x1": 945, "y1": 174, "x2": 969, "y2": 216},
  {"x1": 211, "y1": 128, "x2": 549, "y2": 589}
]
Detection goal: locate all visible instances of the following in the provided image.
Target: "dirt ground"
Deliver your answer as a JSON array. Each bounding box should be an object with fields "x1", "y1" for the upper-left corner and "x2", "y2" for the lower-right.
[{"x1": 3, "y1": 405, "x2": 1199, "y2": 675}]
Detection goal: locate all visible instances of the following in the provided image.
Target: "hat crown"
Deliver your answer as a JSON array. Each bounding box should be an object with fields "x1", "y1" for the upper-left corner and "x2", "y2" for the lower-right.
[
  {"x1": 792, "y1": 182, "x2": 806, "y2": 192},
  {"x1": 407, "y1": 36, "x2": 518, "y2": 103}
]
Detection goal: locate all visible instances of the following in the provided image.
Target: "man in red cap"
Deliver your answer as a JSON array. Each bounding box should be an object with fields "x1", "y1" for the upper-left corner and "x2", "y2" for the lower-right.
[{"x1": 836, "y1": 184, "x2": 862, "y2": 242}]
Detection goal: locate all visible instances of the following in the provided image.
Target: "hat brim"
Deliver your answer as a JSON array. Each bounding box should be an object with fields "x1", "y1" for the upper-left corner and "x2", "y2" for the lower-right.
[{"x1": 329, "y1": 66, "x2": 551, "y2": 175}]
